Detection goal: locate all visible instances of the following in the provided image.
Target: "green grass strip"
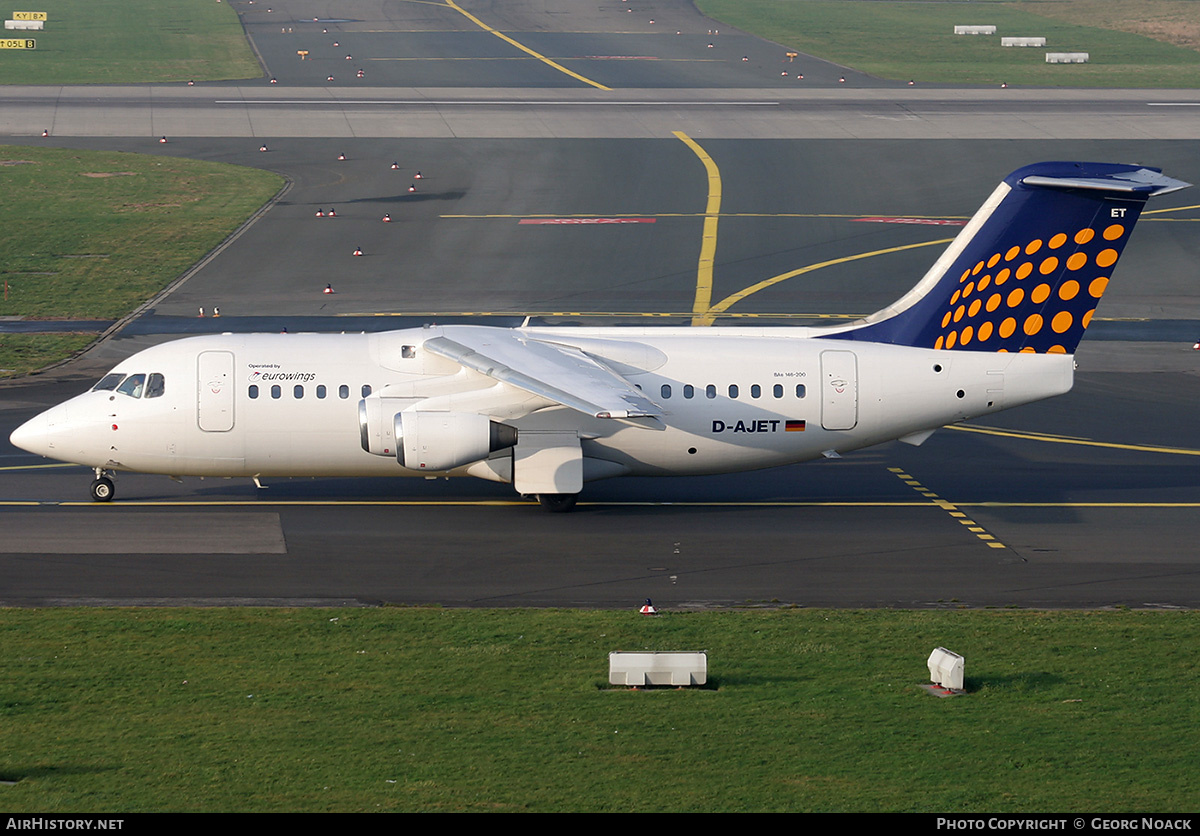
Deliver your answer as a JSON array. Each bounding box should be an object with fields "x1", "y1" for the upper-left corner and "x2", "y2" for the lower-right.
[
  {"x1": 0, "y1": 145, "x2": 282, "y2": 375},
  {"x1": 0, "y1": 333, "x2": 94, "y2": 377},
  {"x1": 696, "y1": 0, "x2": 1200, "y2": 87},
  {"x1": 0, "y1": 607, "x2": 1196, "y2": 811},
  {"x1": 0, "y1": 0, "x2": 260, "y2": 84}
]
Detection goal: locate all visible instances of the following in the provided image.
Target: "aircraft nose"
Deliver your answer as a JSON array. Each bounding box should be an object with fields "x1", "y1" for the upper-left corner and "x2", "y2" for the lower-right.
[{"x1": 9, "y1": 404, "x2": 64, "y2": 458}]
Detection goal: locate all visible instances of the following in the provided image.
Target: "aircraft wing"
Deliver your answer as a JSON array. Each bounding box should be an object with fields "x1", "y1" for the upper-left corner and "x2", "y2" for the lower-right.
[{"x1": 423, "y1": 328, "x2": 664, "y2": 419}]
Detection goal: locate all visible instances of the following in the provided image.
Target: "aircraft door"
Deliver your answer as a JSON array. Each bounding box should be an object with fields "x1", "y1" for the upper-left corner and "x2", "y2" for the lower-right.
[
  {"x1": 820, "y1": 350, "x2": 858, "y2": 430},
  {"x1": 198, "y1": 350, "x2": 235, "y2": 432}
]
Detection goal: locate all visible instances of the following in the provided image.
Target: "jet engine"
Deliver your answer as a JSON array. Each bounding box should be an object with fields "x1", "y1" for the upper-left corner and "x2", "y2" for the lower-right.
[
  {"x1": 395, "y1": 411, "x2": 518, "y2": 471},
  {"x1": 359, "y1": 400, "x2": 516, "y2": 471},
  {"x1": 360, "y1": 397, "x2": 418, "y2": 457}
]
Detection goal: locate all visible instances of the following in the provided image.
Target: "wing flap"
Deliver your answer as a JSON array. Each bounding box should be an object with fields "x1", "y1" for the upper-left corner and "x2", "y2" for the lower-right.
[{"x1": 423, "y1": 328, "x2": 664, "y2": 419}]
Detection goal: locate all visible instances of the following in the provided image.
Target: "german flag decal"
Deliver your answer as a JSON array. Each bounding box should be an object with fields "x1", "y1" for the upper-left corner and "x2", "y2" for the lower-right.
[{"x1": 786, "y1": 420, "x2": 806, "y2": 432}]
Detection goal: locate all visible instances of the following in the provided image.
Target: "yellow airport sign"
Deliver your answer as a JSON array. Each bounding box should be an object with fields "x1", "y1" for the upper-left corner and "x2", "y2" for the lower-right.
[
  {"x1": 12, "y1": 11, "x2": 47, "y2": 21},
  {"x1": 0, "y1": 38, "x2": 34, "y2": 48}
]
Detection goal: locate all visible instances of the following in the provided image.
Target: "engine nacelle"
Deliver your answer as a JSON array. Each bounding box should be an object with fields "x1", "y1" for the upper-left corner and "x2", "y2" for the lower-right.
[
  {"x1": 359, "y1": 397, "x2": 420, "y2": 457},
  {"x1": 395, "y1": 411, "x2": 518, "y2": 472}
]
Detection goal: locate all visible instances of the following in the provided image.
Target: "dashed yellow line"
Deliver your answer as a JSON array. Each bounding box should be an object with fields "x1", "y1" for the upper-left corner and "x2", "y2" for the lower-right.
[
  {"x1": 948, "y1": 424, "x2": 1200, "y2": 457},
  {"x1": 443, "y1": 0, "x2": 610, "y2": 90},
  {"x1": 672, "y1": 131, "x2": 723, "y2": 326},
  {"x1": 888, "y1": 467, "x2": 1008, "y2": 549}
]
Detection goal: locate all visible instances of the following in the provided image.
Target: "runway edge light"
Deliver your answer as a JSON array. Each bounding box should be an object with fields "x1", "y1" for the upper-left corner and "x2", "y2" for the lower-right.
[{"x1": 927, "y1": 647, "x2": 965, "y2": 693}]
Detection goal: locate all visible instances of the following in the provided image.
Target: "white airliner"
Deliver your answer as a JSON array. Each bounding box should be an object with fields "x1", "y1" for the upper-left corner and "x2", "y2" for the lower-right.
[{"x1": 10, "y1": 162, "x2": 1188, "y2": 510}]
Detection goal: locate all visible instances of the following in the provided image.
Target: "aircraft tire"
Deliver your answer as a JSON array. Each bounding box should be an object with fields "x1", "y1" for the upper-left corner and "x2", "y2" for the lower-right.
[
  {"x1": 536, "y1": 493, "x2": 578, "y2": 513},
  {"x1": 90, "y1": 477, "x2": 115, "y2": 503}
]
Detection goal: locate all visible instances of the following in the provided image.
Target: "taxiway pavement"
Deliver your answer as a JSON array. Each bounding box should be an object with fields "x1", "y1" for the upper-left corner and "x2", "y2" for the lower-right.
[{"x1": 1, "y1": 0, "x2": 1197, "y2": 608}]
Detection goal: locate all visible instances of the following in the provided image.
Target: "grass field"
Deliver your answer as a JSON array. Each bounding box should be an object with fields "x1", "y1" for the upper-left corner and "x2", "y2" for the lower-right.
[
  {"x1": 0, "y1": 607, "x2": 1197, "y2": 812},
  {"x1": 696, "y1": 0, "x2": 1200, "y2": 87},
  {"x1": 0, "y1": 0, "x2": 260, "y2": 84},
  {"x1": 0, "y1": 145, "x2": 282, "y2": 376}
]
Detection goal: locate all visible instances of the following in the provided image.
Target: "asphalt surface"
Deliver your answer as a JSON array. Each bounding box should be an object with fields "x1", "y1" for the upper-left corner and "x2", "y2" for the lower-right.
[{"x1": 1, "y1": 0, "x2": 1198, "y2": 608}]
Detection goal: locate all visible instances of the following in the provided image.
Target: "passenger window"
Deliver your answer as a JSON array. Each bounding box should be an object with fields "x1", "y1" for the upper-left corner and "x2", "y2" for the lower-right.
[
  {"x1": 339, "y1": 385, "x2": 349, "y2": 399},
  {"x1": 705, "y1": 384, "x2": 716, "y2": 399},
  {"x1": 660, "y1": 384, "x2": 672, "y2": 399},
  {"x1": 271, "y1": 385, "x2": 281, "y2": 399},
  {"x1": 294, "y1": 385, "x2": 304, "y2": 399},
  {"x1": 249, "y1": 385, "x2": 259, "y2": 399},
  {"x1": 117, "y1": 374, "x2": 146, "y2": 399},
  {"x1": 751, "y1": 384, "x2": 761, "y2": 399},
  {"x1": 728, "y1": 384, "x2": 739, "y2": 399},
  {"x1": 402, "y1": 345, "x2": 416, "y2": 359},
  {"x1": 796, "y1": 384, "x2": 806, "y2": 399},
  {"x1": 93, "y1": 373, "x2": 124, "y2": 392},
  {"x1": 316, "y1": 385, "x2": 326, "y2": 399},
  {"x1": 683, "y1": 385, "x2": 694, "y2": 399},
  {"x1": 773, "y1": 384, "x2": 783, "y2": 399},
  {"x1": 145, "y1": 373, "x2": 165, "y2": 399},
  {"x1": 362, "y1": 384, "x2": 372, "y2": 397}
]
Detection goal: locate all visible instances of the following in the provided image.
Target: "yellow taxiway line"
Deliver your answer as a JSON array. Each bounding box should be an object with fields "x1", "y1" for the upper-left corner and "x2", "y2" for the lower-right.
[
  {"x1": 671, "y1": 131, "x2": 723, "y2": 325},
  {"x1": 948, "y1": 424, "x2": 1200, "y2": 457},
  {"x1": 441, "y1": 212, "x2": 972, "y2": 220},
  {"x1": 0, "y1": 462, "x2": 81, "y2": 472},
  {"x1": 699, "y1": 239, "x2": 953, "y2": 325},
  {"x1": 2, "y1": 499, "x2": 1196, "y2": 510},
  {"x1": 335, "y1": 311, "x2": 863, "y2": 319},
  {"x1": 443, "y1": 0, "x2": 610, "y2": 90}
]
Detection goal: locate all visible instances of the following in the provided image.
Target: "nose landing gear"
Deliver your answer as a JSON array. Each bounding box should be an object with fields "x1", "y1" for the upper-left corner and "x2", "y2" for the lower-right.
[{"x1": 91, "y1": 469, "x2": 115, "y2": 502}]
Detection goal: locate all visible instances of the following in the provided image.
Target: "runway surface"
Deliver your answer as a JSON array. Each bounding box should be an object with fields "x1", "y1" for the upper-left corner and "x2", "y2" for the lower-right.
[{"x1": 1, "y1": 0, "x2": 1198, "y2": 608}]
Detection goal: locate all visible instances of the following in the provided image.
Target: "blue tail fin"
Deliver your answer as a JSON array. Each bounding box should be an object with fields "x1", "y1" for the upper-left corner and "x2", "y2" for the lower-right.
[{"x1": 827, "y1": 162, "x2": 1189, "y2": 354}]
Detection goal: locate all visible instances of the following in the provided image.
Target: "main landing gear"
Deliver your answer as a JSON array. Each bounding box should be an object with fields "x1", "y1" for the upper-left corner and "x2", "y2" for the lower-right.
[
  {"x1": 536, "y1": 493, "x2": 578, "y2": 513},
  {"x1": 90, "y1": 468, "x2": 115, "y2": 502}
]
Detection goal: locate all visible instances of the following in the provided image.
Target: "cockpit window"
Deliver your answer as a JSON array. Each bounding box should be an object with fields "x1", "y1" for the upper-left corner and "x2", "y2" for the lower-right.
[
  {"x1": 93, "y1": 373, "x2": 125, "y2": 392},
  {"x1": 116, "y1": 374, "x2": 146, "y2": 399},
  {"x1": 145, "y1": 373, "x2": 165, "y2": 399}
]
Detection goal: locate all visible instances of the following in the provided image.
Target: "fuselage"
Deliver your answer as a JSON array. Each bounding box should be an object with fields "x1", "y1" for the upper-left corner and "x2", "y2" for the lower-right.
[{"x1": 11, "y1": 325, "x2": 1074, "y2": 486}]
